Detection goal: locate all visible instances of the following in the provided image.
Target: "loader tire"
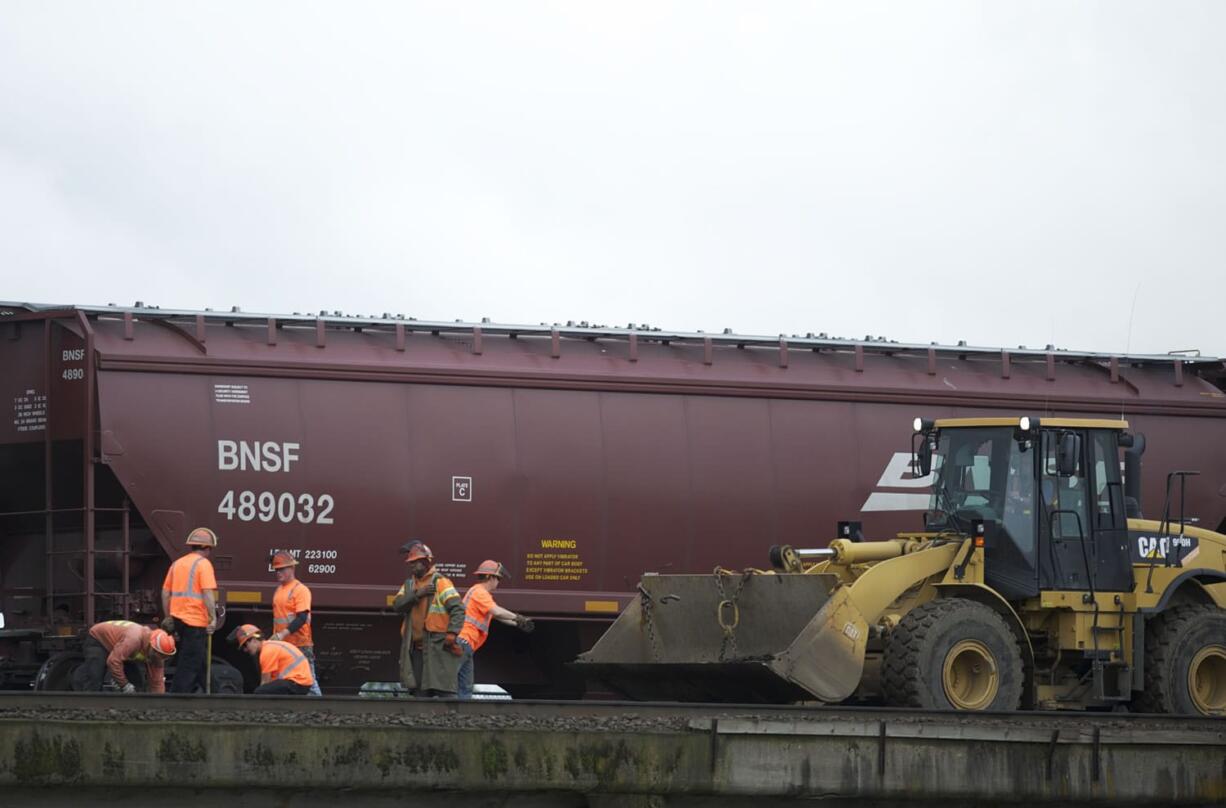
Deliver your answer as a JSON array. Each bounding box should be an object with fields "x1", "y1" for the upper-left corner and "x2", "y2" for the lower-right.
[
  {"x1": 883, "y1": 598, "x2": 1023, "y2": 711},
  {"x1": 1135, "y1": 605, "x2": 1226, "y2": 716}
]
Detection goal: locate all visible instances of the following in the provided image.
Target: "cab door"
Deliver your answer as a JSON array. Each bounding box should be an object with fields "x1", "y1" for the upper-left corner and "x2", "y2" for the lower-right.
[
  {"x1": 1087, "y1": 430, "x2": 1133, "y2": 592},
  {"x1": 1038, "y1": 429, "x2": 1133, "y2": 592},
  {"x1": 1038, "y1": 429, "x2": 1094, "y2": 591}
]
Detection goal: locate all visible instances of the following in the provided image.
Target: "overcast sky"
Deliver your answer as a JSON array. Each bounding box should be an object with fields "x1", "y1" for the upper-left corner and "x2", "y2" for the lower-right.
[{"x1": 2, "y1": 3, "x2": 1223, "y2": 356}]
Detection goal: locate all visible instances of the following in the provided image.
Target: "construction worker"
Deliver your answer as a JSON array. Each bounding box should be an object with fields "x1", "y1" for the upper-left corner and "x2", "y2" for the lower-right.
[
  {"x1": 456, "y1": 560, "x2": 534, "y2": 700},
  {"x1": 161, "y1": 526, "x2": 219, "y2": 693},
  {"x1": 228, "y1": 624, "x2": 316, "y2": 695},
  {"x1": 391, "y1": 540, "x2": 465, "y2": 697},
  {"x1": 269, "y1": 552, "x2": 321, "y2": 696},
  {"x1": 74, "y1": 620, "x2": 176, "y2": 693}
]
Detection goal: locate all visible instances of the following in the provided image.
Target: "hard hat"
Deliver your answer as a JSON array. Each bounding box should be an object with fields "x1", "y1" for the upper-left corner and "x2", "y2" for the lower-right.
[
  {"x1": 270, "y1": 551, "x2": 298, "y2": 570},
  {"x1": 149, "y1": 628, "x2": 176, "y2": 656},
  {"x1": 186, "y1": 527, "x2": 218, "y2": 548},
  {"x1": 403, "y1": 541, "x2": 433, "y2": 563},
  {"x1": 229, "y1": 624, "x2": 263, "y2": 649},
  {"x1": 474, "y1": 559, "x2": 510, "y2": 580}
]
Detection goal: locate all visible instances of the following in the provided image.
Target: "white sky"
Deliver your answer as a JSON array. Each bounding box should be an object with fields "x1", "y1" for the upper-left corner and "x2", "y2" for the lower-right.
[{"x1": 2, "y1": 3, "x2": 1224, "y2": 356}]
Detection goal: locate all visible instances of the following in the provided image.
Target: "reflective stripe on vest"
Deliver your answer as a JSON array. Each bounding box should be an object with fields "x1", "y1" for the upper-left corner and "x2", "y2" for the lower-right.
[
  {"x1": 268, "y1": 640, "x2": 308, "y2": 681},
  {"x1": 273, "y1": 582, "x2": 304, "y2": 625},
  {"x1": 169, "y1": 556, "x2": 207, "y2": 599},
  {"x1": 423, "y1": 575, "x2": 459, "y2": 633},
  {"x1": 462, "y1": 589, "x2": 490, "y2": 633},
  {"x1": 427, "y1": 584, "x2": 459, "y2": 615}
]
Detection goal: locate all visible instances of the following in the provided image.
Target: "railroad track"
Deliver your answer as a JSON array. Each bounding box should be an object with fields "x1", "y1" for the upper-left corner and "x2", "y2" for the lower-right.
[{"x1": 1, "y1": 690, "x2": 1221, "y2": 732}]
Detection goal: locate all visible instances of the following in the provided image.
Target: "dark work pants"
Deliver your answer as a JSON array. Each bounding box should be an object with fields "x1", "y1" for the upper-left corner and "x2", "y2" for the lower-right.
[
  {"x1": 171, "y1": 624, "x2": 208, "y2": 693},
  {"x1": 73, "y1": 637, "x2": 145, "y2": 692},
  {"x1": 254, "y1": 679, "x2": 310, "y2": 695},
  {"x1": 74, "y1": 637, "x2": 109, "y2": 691}
]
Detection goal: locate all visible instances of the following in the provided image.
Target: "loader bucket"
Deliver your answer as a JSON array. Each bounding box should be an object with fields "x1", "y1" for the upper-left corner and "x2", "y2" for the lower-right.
[{"x1": 575, "y1": 571, "x2": 839, "y2": 703}]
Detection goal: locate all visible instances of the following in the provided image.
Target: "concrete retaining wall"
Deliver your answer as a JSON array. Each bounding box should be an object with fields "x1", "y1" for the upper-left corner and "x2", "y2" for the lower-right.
[{"x1": 1, "y1": 712, "x2": 1223, "y2": 806}]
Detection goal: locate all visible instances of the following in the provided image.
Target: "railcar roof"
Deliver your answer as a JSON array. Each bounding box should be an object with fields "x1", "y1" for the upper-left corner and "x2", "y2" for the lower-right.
[{"x1": 3, "y1": 300, "x2": 1220, "y2": 366}]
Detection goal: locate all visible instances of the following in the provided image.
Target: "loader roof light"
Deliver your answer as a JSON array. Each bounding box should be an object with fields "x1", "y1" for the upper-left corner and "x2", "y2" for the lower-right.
[
  {"x1": 1018, "y1": 416, "x2": 1032, "y2": 432},
  {"x1": 913, "y1": 417, "x2": 934, "y2": 433}
]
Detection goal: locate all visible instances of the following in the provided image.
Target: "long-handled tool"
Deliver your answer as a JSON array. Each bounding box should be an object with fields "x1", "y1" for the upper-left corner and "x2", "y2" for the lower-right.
[{"x1": 205, "y1": 632, "x2": 213, "y2": 695}]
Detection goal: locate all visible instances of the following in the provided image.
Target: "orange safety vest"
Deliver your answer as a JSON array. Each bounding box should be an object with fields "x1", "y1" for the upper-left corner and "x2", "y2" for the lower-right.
[
  {"x1": 163, "y1": 553, "x2": 216, "y2": 628},
  {"x1": 260, "y1": 639, "x2": 315, "y2": 687},
  {"x1": 272, "y1": 580, "x2": 313, "y2": 647},
  {"x1": 458, "y1": 585, "x2": 495, "y2": 652},
  {"x1": 424, "y1": 573, "x2": 460, "y2": 634}
]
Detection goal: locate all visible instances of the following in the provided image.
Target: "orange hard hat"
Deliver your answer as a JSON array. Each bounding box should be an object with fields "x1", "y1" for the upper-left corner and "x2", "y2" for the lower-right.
[
  {"x1": 270, "y1": 551, "x2": 298, "y2": 570},
  {"x1": 149, "y1": 628, "x2": 176, "y2": 656},
  {"x1": 229, "y1": 624, "x2": 263, "y2": 648},
  {"x1": 403, "y1": 541, "x2": 433, "y2": 564},
  {"x1": 474, "y1": 559, "x2": 509, "y2": 580},
  {"x1": 186, "y1": 527, "x2": 218, "y2": 548}
]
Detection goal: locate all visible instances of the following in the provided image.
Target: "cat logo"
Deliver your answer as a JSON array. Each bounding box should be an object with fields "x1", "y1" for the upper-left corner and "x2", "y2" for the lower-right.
[{"x1": 1135, "y1": 534, "x2": 1193, "y2": 560}]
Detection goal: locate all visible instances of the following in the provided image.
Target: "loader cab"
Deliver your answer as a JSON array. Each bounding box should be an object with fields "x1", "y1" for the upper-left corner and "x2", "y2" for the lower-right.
[{"x1": 918, "y1": 418, "x2": 1134, "y2": 600}]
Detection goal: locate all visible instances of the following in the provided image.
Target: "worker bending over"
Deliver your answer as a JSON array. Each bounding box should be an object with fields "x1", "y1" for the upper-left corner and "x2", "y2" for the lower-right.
[
  {"x1": 457, "y1": 560, "x2": 534, "y2": 700},
  {"x1": 269, "y1": 552, "x2": 321, "y2": 696},
  {"x1": 161, "y1": 527, "x2": 219, "y2": 693},
  {"x1": 75, "y1": 619, "x2": 176, "y2": 693},
  {"x1": 229, "y1": 624, "x2": 317, "y2": 695},
  {"x1": 391, "y1": 540, "x2": 465, "y2": 697}
]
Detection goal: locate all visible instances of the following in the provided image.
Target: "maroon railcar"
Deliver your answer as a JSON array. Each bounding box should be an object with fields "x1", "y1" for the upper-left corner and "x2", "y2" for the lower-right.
[{"x1": 2, "y1": 303, "x2": 1224, "y2": 694}]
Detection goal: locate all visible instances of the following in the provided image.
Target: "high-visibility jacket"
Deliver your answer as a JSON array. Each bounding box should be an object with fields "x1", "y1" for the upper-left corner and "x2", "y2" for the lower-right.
[
  {"x1": 162, "y1": 552, "x2": 217, "y2": 628},
  {"x1": 393, "y1": 568, "x2": 463, "y2": 642},
  {"x1": 272, "y1": 580, "x2": 313, "y2": 647},
  {"x1": 259, "y1": 639, "x2": 315, "y2": 687},
  {"x1": 423, "y1": 572, "x2": 461, "y2": 634},
  {"x1": 458, "y1": 585, "x2": 497, "y2": 652},
  {"x1": 88, "y1": 620, "x2": 166, "y2": 693}
]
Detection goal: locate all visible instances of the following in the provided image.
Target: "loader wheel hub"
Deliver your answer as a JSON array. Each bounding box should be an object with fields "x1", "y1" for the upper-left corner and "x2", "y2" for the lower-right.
[
  {"x1": 942, "y1": 640, "x2": 999, "y2": 710},
  {"x1": 1189, "y1": 645, "x2": 1226, "y2": 714}
]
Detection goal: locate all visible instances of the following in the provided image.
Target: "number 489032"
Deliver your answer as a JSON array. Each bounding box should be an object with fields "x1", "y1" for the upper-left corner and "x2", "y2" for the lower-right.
[{"x1": 217, "y1": 490, "x2": 334, "y2": 524}]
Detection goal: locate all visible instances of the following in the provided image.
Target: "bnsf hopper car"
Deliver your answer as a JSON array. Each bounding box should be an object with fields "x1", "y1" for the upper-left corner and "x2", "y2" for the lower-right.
[{"x1": 1, "y1": 303, "x2": 1224, "y2": 695}]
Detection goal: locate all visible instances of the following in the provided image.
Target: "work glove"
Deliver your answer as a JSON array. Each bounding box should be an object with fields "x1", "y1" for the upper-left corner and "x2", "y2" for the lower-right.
[
  {"x1": 120, "y1": 682, "x2": 137, "y2": 694},
  {"x1": 160, "y1": 616, "x2": 176, "y2": 634},
  {"x1": 514, "y1": 614, "x2": 535, "y2": 634},
  {"x1": 415, "y1": 582, "x2": 436, "y2": 602},
  {"x1": 443, "y1": 632, "x2": 462, "y2": 656}
]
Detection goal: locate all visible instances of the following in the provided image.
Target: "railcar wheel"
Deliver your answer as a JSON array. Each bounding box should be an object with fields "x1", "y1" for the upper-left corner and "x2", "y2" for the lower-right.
[
  {"x1": 883, "y1": 599, "x2": 1023, "y2": 711},
  {"x1": 208, "y1": 660, "x2": 245, "y2": 695},
  {"x1": 34, "y1": 652, "x2": 84, "y2": 692},
  {"x1": 1137, "y1": 605, "x2": 1226, "y2": 716}
]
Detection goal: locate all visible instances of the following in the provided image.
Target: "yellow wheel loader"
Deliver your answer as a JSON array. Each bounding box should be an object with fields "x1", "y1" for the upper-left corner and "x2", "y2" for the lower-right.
[{"x1": 576, "y1": 417, "x2": 1226, "y2": 714}]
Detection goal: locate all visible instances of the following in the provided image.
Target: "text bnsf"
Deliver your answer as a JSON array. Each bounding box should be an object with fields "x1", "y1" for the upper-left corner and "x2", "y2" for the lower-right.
[{"x1": 217, "y1": 440, "x2": 301, "y2": 472}]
